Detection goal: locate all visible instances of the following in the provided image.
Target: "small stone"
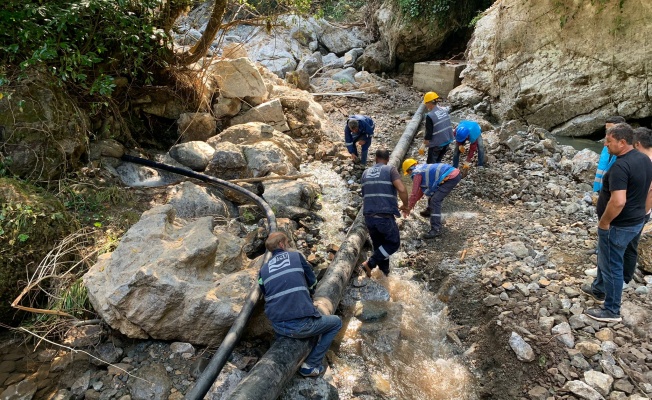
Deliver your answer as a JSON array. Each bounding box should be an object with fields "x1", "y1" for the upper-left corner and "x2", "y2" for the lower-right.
[
  {"x1": 585, "y1": 267, "x2": 598, "y2": 277},
  {"x1": 515, "y1": 283, "x2": 530, "y2": 297},
  {"x1": 499, "y1": 292, "x2": 509, "y2": 301},
  {"x1": 584, "y1": 370, "x2": 613, "y2": 396},
  {"x1": 528, "y1": 385, "x2": 548, "y2": 400},
  {"x1": 601, "y1": 341, "x2": 618, "y2": 353},
  {"x1": 552, "y1": 322, "x2": 575, "y2": 348},
  {"x1": 170, "y1": 342, "x2": 195, "y2": 355},
  {"x1": 483, "y1": 295, "x2": 502, "y2": 306},
  {"x1": 0, "y1": 380, "x2": 38, "y2": 400},
  {"x1": 547, "y1": 282, "x2": 561, "y2": 293},
  {"x1": 538, "y1": 278, "x2": 551, "y2": 287},
  {"x1": 613, "y1": 378, "x2": 634, "y2": 394},
  {"x1": 539, "y1": 317, "x2": 555, "y2": 333},
  {"x1": 575, "y1": 341, "x2": 601, "y2": 358},
  {"x1": 599, "y1": 360, "x2": 624, "y2": 379},
  {"x1": 635, "y1": 286, "x2": 649, "y2": 295},
  {"x1": 508, "y1": 332, "x2": 535, "y2": 362},
  {"x1": 562, "y1": 380, "x2": 604, "y2": 400},
  {"x1": 564, "y1": 287, "x2": 581, "y2": 298},
  {"x1": 595, "y1": 328, "x2": 614, "y2": 342}
]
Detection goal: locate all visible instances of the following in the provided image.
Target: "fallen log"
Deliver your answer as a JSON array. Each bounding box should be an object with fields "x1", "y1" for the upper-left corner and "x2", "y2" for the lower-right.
[{"x1": 226, "y1": 103, "x2": 426, "y2": 400}]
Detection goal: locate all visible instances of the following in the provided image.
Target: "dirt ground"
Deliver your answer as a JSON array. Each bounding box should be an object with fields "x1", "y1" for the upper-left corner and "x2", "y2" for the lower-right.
[{"x1": 317, "y1": 78, "x2": 545, "y2": 399}]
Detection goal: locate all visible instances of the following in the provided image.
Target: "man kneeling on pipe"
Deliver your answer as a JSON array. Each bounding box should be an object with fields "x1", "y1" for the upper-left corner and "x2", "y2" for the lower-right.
[
  {"x1": 403, "y1": 159, "x2": 462, "y2": 239},
  {"x1": 258, "y1": 232, "x2": 342, "y2": 377},
  {"x1": 359, "y1": 149, "x2": 409, "y2": 277}
]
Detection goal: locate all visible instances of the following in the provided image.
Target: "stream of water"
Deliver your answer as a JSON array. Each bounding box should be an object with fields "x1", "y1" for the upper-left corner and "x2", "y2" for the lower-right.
[{"x1": 304, "y1": 160, "x2": 474, "y2": 399}]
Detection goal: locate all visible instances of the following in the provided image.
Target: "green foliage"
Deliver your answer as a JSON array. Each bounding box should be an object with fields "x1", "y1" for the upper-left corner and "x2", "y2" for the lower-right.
[
  {"x1": 553, "y1": 0, "x2": 626, "y2": 32},
  {"x1": 395, "y1": 0, "x2": 493, "y2": 26},
  {"x1": 315, "y1": 0, "x2": 366, "y2": 22},
  {"x1": 0, "y1": 0, "x2": 172, "y2": 101},
  {"x1": 241, "y1": 208, "x2": 258, "y2": 224},
  {"x1": 50, "y1": 278, "x2": 91, "y2": 319}
]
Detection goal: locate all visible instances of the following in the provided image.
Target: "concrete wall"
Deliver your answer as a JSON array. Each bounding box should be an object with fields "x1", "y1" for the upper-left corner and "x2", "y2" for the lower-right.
[{"x1": 413, "y1": 61, "x2": 466, "y2": 98}]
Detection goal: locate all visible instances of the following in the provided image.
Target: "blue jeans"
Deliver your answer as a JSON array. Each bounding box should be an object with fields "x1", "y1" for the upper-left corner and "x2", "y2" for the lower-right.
[
  {"x1": 427, "y1": 174, "x2": 461, "y2": 232},
  {"x1": 623, "y1": 213, "x2": 650, "y2": 283},
  {"x1": 351, "y1": 137, "x2": 373, "y2": 164},
  {"x1": 364, "y1": 215, "x2": 400, "y2": 275},
  {"x1": 453, "y1": 136, "x2": 485, "y2": 168},
  {"x1": 592, "y1": 222, "x2": 644, "y2": 314},
  {"x1": 427, "y1": 144, "x2": 449, "y2": 164},
  {"x1": 272, "y1": 315, "x2": 342, "y2": 367}
]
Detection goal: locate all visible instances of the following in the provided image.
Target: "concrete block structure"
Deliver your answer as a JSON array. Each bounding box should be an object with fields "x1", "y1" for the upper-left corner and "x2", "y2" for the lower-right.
[{"x1": 412, "y1": 61, "x2": 466, "y2": 98}]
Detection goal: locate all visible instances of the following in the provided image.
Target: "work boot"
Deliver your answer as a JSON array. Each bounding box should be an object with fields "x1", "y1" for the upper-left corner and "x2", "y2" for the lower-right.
[{"x1": 422, "y1": 229, "x2": 441, "y2": 239}]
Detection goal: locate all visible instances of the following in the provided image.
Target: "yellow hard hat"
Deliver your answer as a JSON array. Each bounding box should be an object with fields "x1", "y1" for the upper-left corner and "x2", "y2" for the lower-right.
[
  {"x1": 402, "y1": 158, "x2": 418, "y2": 175},
  {"x1": 423, "y1": 91, "x2": 439, "y2": 104}
]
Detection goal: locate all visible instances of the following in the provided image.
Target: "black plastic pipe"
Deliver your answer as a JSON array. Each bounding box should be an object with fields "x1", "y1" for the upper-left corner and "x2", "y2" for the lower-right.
[
  {"x1": 227, "y1": 103, "x2": 427, "y2": 400},
  {"x1": 119, "y1": 154, "x2": 276, "y2": 399}
]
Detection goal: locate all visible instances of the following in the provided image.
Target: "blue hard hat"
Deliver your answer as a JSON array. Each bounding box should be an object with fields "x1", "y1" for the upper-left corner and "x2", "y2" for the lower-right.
[{"x1": 455, "y1": 120, "x2": 480, "y2": 142}]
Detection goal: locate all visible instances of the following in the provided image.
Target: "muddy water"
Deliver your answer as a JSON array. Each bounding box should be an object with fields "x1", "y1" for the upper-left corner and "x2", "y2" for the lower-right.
[{"x1": 304, "y1": 160, "x2": 476, "y2": 398}]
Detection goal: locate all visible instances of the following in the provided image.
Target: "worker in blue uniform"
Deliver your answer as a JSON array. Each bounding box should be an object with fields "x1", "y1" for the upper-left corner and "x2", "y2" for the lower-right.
[
  {"x1": 258, "y1": 232, "x2": 342, "y2": 377},
  {"x1": 344, "y1": 115, "x2": 374, "y2": 165},
  {"x1": 359, "y1": 149, "x2": 409, "y2": 277}
]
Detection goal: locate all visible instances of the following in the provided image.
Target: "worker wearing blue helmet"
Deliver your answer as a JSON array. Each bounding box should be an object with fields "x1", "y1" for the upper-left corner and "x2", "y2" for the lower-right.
[{"x1": 453, "y1": 120, "x2": 485, "y2": 168}]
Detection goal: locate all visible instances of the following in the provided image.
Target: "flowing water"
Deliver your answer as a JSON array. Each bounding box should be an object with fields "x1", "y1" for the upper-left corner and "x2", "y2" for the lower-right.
[{"x1": 304, "y1": 160, "x2": 474, "y2": 398}]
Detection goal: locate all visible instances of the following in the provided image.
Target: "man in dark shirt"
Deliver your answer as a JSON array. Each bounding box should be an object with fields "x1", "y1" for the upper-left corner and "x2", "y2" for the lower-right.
[
  {"x1": 258, "y1": 232, "x2": 342, "y2": 376},
  {"x1": 359, "y1": 149, "x2": 409, "y2": 277},
  {"x1": 422, "y1": 92, "x2": 454, "y2": 164},
  {"x1": 583, "y1": 123, "x2": 652, "y2": 322},
  {"x1": 344, "y1": 115, "x2": 374, "y2": 165}
]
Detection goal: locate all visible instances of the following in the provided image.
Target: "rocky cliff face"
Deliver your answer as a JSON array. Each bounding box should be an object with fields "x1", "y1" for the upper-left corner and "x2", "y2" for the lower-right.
[{"x1": 450, "y1": 0, "x2": 652, "y2": 136}]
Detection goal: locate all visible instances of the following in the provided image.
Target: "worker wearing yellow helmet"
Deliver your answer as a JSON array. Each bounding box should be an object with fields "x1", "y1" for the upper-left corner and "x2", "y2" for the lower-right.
[
  {"x1": 422, "y1": 91, "x2": 454, "y2": 164},
  {"x1": 402, "y1": 158, "x2": 461, "y2": 239}
]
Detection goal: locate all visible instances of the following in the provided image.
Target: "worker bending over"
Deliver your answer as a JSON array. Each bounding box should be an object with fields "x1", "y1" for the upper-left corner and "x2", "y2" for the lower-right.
[
  {"x1": 453, "y1": 120, "x2": 485, "y2": 168},
  {"x1": 344, "y1": 115, "x2": 375, "y2": 165},
  {"x1": 403, "y1": 159, "x2": 461, "y2": 239}
]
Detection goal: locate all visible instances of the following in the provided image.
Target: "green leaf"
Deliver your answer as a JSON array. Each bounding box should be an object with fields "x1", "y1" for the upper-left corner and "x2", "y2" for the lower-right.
[{"x1": 18, "y1": 233, "x2": 29, "y2": 242}]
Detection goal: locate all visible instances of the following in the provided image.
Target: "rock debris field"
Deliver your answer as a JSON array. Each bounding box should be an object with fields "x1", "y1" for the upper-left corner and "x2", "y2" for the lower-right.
[{"x1": 2, "y1": 80, "x2": 652, "y2": 400}]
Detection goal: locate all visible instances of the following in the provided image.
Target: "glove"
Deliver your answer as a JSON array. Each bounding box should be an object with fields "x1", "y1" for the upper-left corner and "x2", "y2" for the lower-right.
[
  {"x1": 418, "y1": 147, "x2": 425, "y2": 156},
  {"x1": 458, "y1": 145, "x2": 466, "y2": 154}
]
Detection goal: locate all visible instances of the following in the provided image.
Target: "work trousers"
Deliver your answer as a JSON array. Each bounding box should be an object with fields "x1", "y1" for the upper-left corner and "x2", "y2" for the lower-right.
[
  {"x1": 272, "y1": 315, "x2": 342, "y2": 367},
  {"x1": 453, "y1": 136, "x2": 485, "y2": 168},
  {"x1": 364, "y1": 215, "x2": 400, "y2": 275},
  {"x1": 427, "y1": 174, "x2": 461, "y2": 232},
  {"x1": 427, "y1": 144, "x2": 449, "y2": 164},
  {"x1": 351, "y1": 137, "x2": 373, "y2": 164}
]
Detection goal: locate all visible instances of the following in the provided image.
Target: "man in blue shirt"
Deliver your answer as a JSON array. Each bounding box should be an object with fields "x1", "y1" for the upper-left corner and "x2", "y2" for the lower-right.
[
  {"x1": 452, "y1": 120, "x2": 484, "y2": 168},
  {"x1": 593, "y1": 116, "x2": 626, "y2": 192},
  {"x1": 345, "y1": 115, "x2": 374, "y2": 165},
  {"x1": 258, "y1": 232, "x2": 342, "y2": 377}
]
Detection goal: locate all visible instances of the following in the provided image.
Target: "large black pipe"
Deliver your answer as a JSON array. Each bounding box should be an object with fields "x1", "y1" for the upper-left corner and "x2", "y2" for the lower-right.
[
  {"x1": 227, "y1": 103, "x2": 426, "y2": 400},
  {"x1": 119, "y1": 154, "x2": 276, "y2": 399}
]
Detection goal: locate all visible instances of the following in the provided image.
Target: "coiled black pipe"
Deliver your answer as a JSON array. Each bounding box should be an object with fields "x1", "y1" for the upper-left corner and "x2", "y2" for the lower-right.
[{"x1": 119, "y1": 154, "x2": 276, "y2": 399}]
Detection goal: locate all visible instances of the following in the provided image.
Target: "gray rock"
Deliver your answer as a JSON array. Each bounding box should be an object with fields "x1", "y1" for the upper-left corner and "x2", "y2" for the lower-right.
[
  {"x1": 71, "y1": 371, "x2": 91, "y2": 399},
  {"x1": 205, "y1": 142, "x2": 248, "y2": 180},
  {"x1": 332, "y1": 67, "x2": 357, "y2": 84},
  {"x1": 213, "y1": 96, "x2": 242, "y2": 119},
  {"x1": 539, "y1": 316, "x2": 555, "y2": 333},
  {"x1": 170, "y1": 342, "x2": 195, "y2": 355},
  {"x1": 505, "y1": 136, "x2": 524, "y2": 151},
  {"x1": 231, "y1": 99, "x2": 290, "y2": 132},
  {"x1": 343, "y1": 48, "x2": 364, "y2": 68},
  {"x1": 166, "y1": 181, "x2": 235, "y2": 219},
  {"x1": 341, "y1": 279, "x2": 390, "y2": 307},
  {"x1": 297, "y1": 52, "x2": 323, "y2": 76},
  {"x1": 0, "y1": 380, "x2": 38, "y2": 400},
  {"x1": 169, "y1": 141, "x2": 215, "y2": 171},
  {"x1": 128, "y1": 364, "x2": 171, "y2": 400},
  {"x1": 177, "y1": 113, "x2": 217, "y2": 143},
  {"x1": 262, "y1": 179, "x2": 320, "y2": 219},
  {"x1": 613, "y1": 378, "x2": 634, "y2": 394},
  {"x1": 318, "y1": 21, "x2": 372, "y2": 54},
  {"x1": 321, "y1": 53, "x2": 344, "y2": 69},
  {"x1": 280, "y1": 376, "x2": 338, "y2": 400},
  {"x1": 483, "y1": 295, "x2": 502, "y2": 307},
  {"x1": 92, "y1": 343, "x2": 123, "y2": 365},
  {"x1": 599, "y1": 359, "x2": 625, "y2": 379},
  {"x1": 50, "y1": 389, "x2": 72, "y2": 400},
  {"x1": 552, "y1": 322, "x2": 575, "y2": 348},
  {"x1": 84, "y1": 205, "x2": 257, "y2": 345},
  {"x1": 562, "y1": 380, "x2": 605, "y2": 400},
  {"x1": 502, "y1": 241, "x2": 529, "y2": 258},
  {"x1": 508, "y1": 332, "x2": 535, "y2": 362},
  {"x1": 584, "y1": 370, "x2": 613, "y2": 397},
  {"x1": 205, "y1": 363, "x2": 245, "y2": 399},
  {"x1": 208, "y1": 58, "x2": 267, "y2": 99}
]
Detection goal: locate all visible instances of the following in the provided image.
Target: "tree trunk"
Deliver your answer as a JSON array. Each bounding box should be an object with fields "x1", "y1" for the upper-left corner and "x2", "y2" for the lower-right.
[{"x1": 176, "y1": 0, "x2": 227, "y2": 66}]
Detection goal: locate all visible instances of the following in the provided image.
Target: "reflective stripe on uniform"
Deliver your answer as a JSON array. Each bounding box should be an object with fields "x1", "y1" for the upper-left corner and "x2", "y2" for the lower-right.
[
  {"x1": 263, "y1": 268, "x2": 305, "y2": 285},
  {"x1": 265, "y1": 286, "x2": 309, "y2": 301},
  {"x1": 364, "y1": 193, "x2": 397, "y2": 199},
  {"x1": 378, "y1": 245, "x2": 390, "y2": 259}
]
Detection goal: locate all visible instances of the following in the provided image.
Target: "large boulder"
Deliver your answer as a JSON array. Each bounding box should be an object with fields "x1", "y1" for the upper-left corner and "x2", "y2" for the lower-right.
[
  {"x1": 262, "y1": 179, "x2": 321, "y2": 219},
  {"x1": 207, "y1": 122, "x2": 302, "y2": 169},
  {"x1": 375, "y1": 0, "x2": 455, "y2": 62},
  {"x1": 204, "y1": 142, "x2": 248, "y2": 180},
  {"x1": 177, "y1": 113, "x2": 217, "y2": 143},
  {"x1": 208, "y1": 57, "x2": 268, "y2": 99},
  {"x1": 0, "y1": 178, "x2": 75, "y2": 324},
  {"x1": 356, "y1": 41, "x2": 395, "y2": 73},
  {"x1": 241, "y1": 141, "x2": 298, "y2": 177},
  {"x1": 83, "y1": 205, "x2": 256, "y2": 345},
  {"x1": 317, "y1": 21, "x2": 373, "y2": 55},
  {"x1": 166, "y1": 181, "x2": 237, "y2": 219},
  {"x1": 231, "y1": 99, "x2": 290, "y2": 132},
  {"x1": 453, "y1": 1, "x2": 652, "y2": 136},
  {"x1": 169, "y1": 141, "x2": 215, "y2": 171},
  {"x1": 0, "y1": 73, "x2": 88, "y2": 180}
]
